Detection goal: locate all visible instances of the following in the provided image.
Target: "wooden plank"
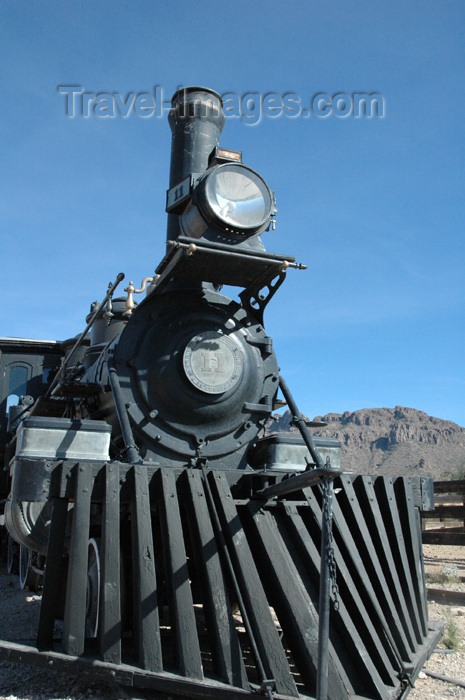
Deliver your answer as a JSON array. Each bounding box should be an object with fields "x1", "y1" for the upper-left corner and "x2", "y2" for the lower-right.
[
  {"x1": 373, "y1": 477, "x2": 424, "y2": 642},
  {"x1": 37, "y1": 498, "x2": 68, "y2": 650},
  {"x1": 209, "y1": 472, "x2": 298, "y2": 698},
  {"x1": 429, "y1": 505, "x2": 465, "y2": 519},
  {"x1": 99, "y1": 463, "x2": 122, "y2": 664},
  {"x1": 294, "y1": 492, "x2": 400, "y2": 696},
  {"x1": 422, "y1": 531, "x2": 465, "y2": 545},
  {"x1": 357, "y1": 476, "x2": 420, "y2": 649},
  {"x1": 328, "y1": 477, "x2": 414, "y2": 662},
  {"x1": 130, "y1": 464, "x2": 162, "y2": 672},
  {"x1": 433, "y1": 479, "x2": 465, "y2": 494},
  {"x1": 243, "y1": 501, "x2": 350, "y2": 700},
  {"x1": 393, "y1": 478, "x2": 428, "y2": 636},
  {"x1": 184, "y1": 470, "x2": 248, "y2": 688},
  {"x1": 62, "y1": 464, "x2": 93, "y2": 656},
  {"x1": 157, "y1": 469, "x2": 203, "y2": 680}
]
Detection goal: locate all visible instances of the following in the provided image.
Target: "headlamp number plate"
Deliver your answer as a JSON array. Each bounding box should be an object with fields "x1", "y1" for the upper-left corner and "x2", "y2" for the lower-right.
[
  {"x1": 166, "y1": 176, "x2": 192, "y2": 213},
  {"x1": 183, "y1": 331, "x2": 243, "y2": 394}
]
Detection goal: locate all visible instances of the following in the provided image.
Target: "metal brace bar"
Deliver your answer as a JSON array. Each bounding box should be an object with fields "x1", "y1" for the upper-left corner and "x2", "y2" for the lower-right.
[
  {"x1": 47, "y1": 272, "x2": 125, "y2": 396},
  {"x1": 317, "y1": 478, "x2": 333, "y2": 700},
  {"x1": 278, "y1": 375, "x2": 326, "y2": 470},
  {"x1": 256, "y1": 467, "x2": 342, "y2": 500},
  {"x1": 107, "y1": 356, "x2": 141, "y2": 464}
]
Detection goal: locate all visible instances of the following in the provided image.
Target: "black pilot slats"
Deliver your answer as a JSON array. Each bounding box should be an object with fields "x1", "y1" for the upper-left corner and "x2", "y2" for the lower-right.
[
  {"x1": 354, "y1": 475, "x2": 420, "y2": 656},
  {"x1": 184, "y1": 470, "x2": 248, "y2": 689},
  {"x1": 17, "y1": 463, "x2": 443, "y2": 699},
  {"x1": 301, "y1": 483, "x2": 402, "y2": 696},
  {"x1": 209, "y1": 471, "x2": 299, "y2": 698},
  {"x1": 62, "y1": 463, "x2": 93, "y2": 657},
  {"x1": 331, "y1": 476, "x2": 415, "y2": 660},
  {"x1": 373, "y1": 477, "x2": 426, "y2": 641},
  {"x1": 99, "y1": 463, "x2": 122, "y2": 664},
  {"x1": 393, "y1": 477, "x2": 429, "y2": 635},
  {"x1": 37, "y1": 497, "x2": 68, "y2": 650},
  {"x1": 156, "y1": 468, "x2": 203, "y2": 679},
  {"x1": 281, "y1": 502, "x2": 394, "y2": 698},
  {"x1": 241, "y1": 499, "x2": 349, "y2": 700},
  {"x1": 130, "y1": 464, "x2": 162, "y2": 671}
]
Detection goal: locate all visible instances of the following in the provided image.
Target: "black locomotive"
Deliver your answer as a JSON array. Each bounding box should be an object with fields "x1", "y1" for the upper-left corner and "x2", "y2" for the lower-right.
[{"x1": 0, "y1": 88, "x2": 441, "y2": 700}]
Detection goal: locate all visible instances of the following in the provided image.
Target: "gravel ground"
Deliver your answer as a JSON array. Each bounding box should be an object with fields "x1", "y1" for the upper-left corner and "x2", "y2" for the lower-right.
[
  {"x1": 408, "y1": 544, "x2": 465, "y2": 699},
  {"x1": 0, "y1": 572, "x2": 124, "y2": 700},
  {"x1": 0, "y1": 544, "x2": 463, "y2": 699}
]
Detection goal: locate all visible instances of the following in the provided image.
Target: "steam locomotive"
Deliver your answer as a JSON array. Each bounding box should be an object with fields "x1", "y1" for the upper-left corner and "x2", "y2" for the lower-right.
[{"x1": 0, "y1": 88, "x2": 441, "y2": 700}]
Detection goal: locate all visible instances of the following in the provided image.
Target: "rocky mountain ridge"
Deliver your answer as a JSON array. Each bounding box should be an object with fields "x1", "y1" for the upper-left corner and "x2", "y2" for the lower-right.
[{"x1": 269, "y1": 406, "x2": 465, "y2": 478}]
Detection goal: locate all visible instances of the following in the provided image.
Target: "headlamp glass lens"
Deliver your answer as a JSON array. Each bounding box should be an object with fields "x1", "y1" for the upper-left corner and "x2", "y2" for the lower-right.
[{"x1": 205, "y1": 166, "x2": 270, "y2": 229}]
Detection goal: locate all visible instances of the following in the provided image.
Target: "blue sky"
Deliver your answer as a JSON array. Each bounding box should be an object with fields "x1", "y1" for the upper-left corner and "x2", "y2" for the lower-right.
[{"x1": 1, "y1": 0, "x2": 464, "y2": 426}]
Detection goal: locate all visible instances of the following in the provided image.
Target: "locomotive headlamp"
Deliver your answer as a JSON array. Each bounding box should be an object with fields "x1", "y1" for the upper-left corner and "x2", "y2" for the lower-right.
[
  {"x1": 203, "y1": 165, "x2": 271, "y2": 230},
  {"x1": 177, "y1": 163, "x2": 276, "y2": 240}
]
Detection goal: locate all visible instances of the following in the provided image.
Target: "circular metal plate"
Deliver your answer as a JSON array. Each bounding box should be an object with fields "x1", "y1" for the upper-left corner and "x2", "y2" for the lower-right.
[{"x1": 183, "y1": 331, "x2": 243, "y2": 394}]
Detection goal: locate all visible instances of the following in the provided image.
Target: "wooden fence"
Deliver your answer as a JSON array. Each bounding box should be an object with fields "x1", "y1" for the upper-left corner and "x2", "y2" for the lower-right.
[{"x1": 421, "y1": 479, "x2": 465, "y2": 546}]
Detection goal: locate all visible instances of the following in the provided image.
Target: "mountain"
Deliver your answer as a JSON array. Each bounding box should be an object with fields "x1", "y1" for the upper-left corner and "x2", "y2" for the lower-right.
[{"x1": 268, "y1": 406, "x2": 465, "y2": 478}]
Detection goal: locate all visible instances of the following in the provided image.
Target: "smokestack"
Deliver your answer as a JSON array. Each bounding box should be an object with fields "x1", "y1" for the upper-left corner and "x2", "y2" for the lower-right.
[{"x1": 166, "y1": 87, "x2": 225, "y2": 242}]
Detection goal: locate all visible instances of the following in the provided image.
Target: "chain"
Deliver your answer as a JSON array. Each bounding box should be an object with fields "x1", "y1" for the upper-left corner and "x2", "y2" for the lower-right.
[{"x1": 321, "y1": 478, "x2": 339, "y2": 611}]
